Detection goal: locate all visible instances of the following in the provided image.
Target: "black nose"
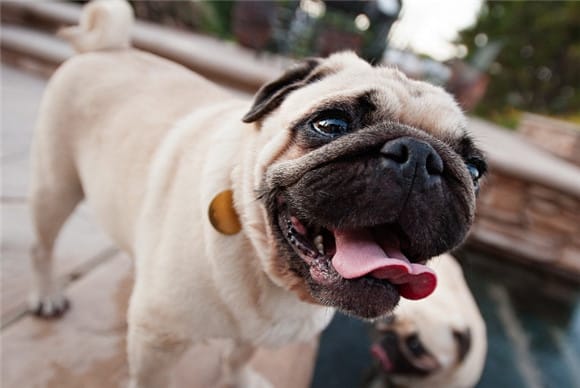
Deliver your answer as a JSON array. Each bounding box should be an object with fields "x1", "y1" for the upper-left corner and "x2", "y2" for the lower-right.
[{"x1": 381, "y1": 137, "x2": 444, "y2": 178}]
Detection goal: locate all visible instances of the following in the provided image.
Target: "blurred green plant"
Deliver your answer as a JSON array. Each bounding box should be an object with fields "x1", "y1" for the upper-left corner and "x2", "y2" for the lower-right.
[
  {"x1": 129, "y1": 1, "x2": 234, "y2": 40},
  {"x1": 486, "y1": 109, "x2": 522, "y2": 130},
  {"x1": 195, "y1": 1, "x2": 235, "y2": 40},
  {"x1": 458, "y1": 2, "x2": 580, "y2": 122}
]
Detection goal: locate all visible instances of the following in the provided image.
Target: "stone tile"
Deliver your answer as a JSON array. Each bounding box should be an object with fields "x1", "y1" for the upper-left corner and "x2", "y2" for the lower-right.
[
  {"x1": 1, "y1": 252, "x2": 316, "y2": 388},
  {"x1": 1, "y1": 253, "x2": 133, "y2": 388},
  {"x1": 1, "y1": 64, "x2": 46, "y2": 162},
  {"x1": 1, "y1": 154, "x2": 30, "y2": 199},
  {"x1": 1, "y1": 202, "x2": 116, "y2": 324}
]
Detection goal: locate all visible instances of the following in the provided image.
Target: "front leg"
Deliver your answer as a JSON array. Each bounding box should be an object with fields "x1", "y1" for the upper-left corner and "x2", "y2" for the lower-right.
[
  {"x1": 127, "y1": 283, "x2": 193, "y2": 388},
  {"x1": 127, "y1": 317, "x2": 191, "y2": 388},
  {"x1": 219, "y1": 342, "x2": 273, "y2": 388}
]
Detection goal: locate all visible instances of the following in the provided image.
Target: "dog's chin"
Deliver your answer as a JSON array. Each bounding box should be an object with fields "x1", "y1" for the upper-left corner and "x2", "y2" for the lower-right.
[{"x1": 271, "y1": 196, "x2": 445, "y2": 319}]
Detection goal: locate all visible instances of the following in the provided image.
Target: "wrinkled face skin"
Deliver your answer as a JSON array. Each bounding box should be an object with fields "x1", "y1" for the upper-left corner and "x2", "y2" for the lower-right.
[{"x1": 243, "y1": 52, "x2": 486, "y2": 319}]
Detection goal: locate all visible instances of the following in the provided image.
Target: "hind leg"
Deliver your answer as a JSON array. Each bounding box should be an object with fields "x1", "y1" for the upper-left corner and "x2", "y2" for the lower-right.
[{"x1": 28, "y1": 142, "x2": 83, "y2": 317}]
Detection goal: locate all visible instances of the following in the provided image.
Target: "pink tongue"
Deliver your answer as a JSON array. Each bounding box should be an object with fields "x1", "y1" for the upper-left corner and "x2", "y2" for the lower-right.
[{"x1": 331, "y1": 229, "x2": 437, "y2": 300}]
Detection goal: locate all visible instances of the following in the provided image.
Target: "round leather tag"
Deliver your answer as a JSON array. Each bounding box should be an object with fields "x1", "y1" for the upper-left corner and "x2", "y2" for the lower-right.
[{"x1": 208, "y1": 190, "x2": 241, "y2": 235}]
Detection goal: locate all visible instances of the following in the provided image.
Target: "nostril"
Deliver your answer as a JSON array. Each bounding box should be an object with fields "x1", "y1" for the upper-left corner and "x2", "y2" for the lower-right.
[
  {"x1": 382, "y1": 142, "x2": 409, "y2": 164},
  {"x1": 426, "y1": 152, "x2": 444, "y2": 175}
]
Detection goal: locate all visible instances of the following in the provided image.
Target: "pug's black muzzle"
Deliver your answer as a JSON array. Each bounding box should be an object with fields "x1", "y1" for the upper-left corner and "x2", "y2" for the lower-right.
[
  {"x1": 273, "y1": 125, "x2": 475, "y2": 261},
  {"x1": 261, "y1": 122, "x2": 477, "y2": 317}
]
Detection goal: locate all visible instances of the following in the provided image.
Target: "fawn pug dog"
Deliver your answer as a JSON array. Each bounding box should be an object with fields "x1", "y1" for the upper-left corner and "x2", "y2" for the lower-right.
[
  {"x1": 29, "y1": 0, "x2": 486, "y2": 386},
  {"x1": 366, "y1": 254, "x2": 487, "y2": 388}
]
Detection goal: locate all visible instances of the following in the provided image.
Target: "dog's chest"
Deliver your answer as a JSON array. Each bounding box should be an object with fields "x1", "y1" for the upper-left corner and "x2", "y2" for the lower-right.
[{"x1": 249, "y1": 305, "x2": 335, "y2": 346}]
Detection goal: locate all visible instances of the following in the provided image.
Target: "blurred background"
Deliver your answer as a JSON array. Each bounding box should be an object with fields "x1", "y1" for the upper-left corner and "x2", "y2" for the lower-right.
[
  {"x1": 1, "y1": 1, "x2": 579, "y2": 387},
  {"x1": 128, "y1": 0, "x2": 580, "y2": 123}
]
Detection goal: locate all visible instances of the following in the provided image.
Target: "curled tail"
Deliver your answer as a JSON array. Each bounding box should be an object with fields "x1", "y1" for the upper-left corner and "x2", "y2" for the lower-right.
[{"x1": 58, "y1": 0, "x2": 134, "y2": 53}]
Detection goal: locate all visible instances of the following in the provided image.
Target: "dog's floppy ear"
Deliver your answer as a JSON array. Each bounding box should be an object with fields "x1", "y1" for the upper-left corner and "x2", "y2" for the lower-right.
[{"x1": 242, "y1": 58, "x2": 321, "y2": 123}]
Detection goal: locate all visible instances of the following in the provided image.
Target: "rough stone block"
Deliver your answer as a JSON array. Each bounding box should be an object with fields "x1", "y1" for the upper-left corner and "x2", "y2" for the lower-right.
[
  {"x1": 469, "y1": 223, "x2": 557, "y2": 263},
  {"x1": 558, "y1": 246, "x2": 580, "y2": 273},
  {"x1": 525, "y1": 206, "x2": 579, "y2": 235},
  {"x1": 518, "y1": 113, "x2": 580, "y2": 167},
  {"x1": 478, "y1": 173, "x2": 528, "y2": 224}
]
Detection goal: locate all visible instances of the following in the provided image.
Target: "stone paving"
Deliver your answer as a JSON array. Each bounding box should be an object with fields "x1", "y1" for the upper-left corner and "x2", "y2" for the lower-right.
[{"x1": 0, "y1": 64, "x2": 317, "y2": 388}]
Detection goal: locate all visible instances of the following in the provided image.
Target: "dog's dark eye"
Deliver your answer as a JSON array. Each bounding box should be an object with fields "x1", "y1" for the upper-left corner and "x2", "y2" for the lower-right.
[
  {"x1": 467, "y1": 164, "x2": 481, "y2": 182},
  {"x1": 465, "y1": 158, "x2": 486, "y2": 194},
  {"x1": 405, "y1": 334, "x2": 426, "y2": 357},
  {"x1": 311, "y1": 116, "x2": 350, "y2": 137}
]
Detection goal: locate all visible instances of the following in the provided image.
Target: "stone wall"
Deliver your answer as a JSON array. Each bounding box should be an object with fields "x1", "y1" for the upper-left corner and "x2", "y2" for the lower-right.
[
  {"x1": 470, "y1": 169, "x2": 580, "y2": 278},
  {"x1": 518, "y1": 113, "x2": 580, "y2": 167}
]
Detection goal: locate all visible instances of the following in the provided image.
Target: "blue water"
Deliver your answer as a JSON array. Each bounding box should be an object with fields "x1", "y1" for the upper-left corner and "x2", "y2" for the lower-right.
[{"x1": 311, "y1": 248, "x2": 580, "y2": 388}]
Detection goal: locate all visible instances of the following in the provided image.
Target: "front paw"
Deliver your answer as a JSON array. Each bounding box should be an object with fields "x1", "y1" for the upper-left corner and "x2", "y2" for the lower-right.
[
  {"x1": 28, "y1": 293, "x2": 70, "y2": 318},
  {"x1": 219, "y1": 368, "x2": 273, "y2": 388},
  {"x1": 238, "y1": 369, "x2": 273, "y2": 388}
]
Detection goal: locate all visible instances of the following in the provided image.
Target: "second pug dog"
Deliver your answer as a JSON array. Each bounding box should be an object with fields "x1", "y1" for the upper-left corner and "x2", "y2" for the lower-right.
[
  {"x1": 29, "y1": 0, "x2": 487, "y2": 387},
  {"x1": 366, "y1": 254, "x2": 487, "y2": 388}
]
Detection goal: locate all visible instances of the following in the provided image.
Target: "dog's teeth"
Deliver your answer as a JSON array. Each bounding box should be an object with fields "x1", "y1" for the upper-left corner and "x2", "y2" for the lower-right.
[{"x1": 314, "y1": 235, "x2": 324, "y2": 255}]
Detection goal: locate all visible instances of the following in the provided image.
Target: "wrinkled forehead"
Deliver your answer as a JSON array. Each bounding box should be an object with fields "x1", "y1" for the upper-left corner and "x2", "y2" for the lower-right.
[{"x1": 280, "y1": 59, "x2": 467, "y2": 139}]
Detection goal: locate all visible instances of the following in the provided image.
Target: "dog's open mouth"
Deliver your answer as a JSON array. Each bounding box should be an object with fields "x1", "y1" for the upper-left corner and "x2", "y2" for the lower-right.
[{"x1": 276, "y1": 198, "x2": 437, "y2": 301}]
